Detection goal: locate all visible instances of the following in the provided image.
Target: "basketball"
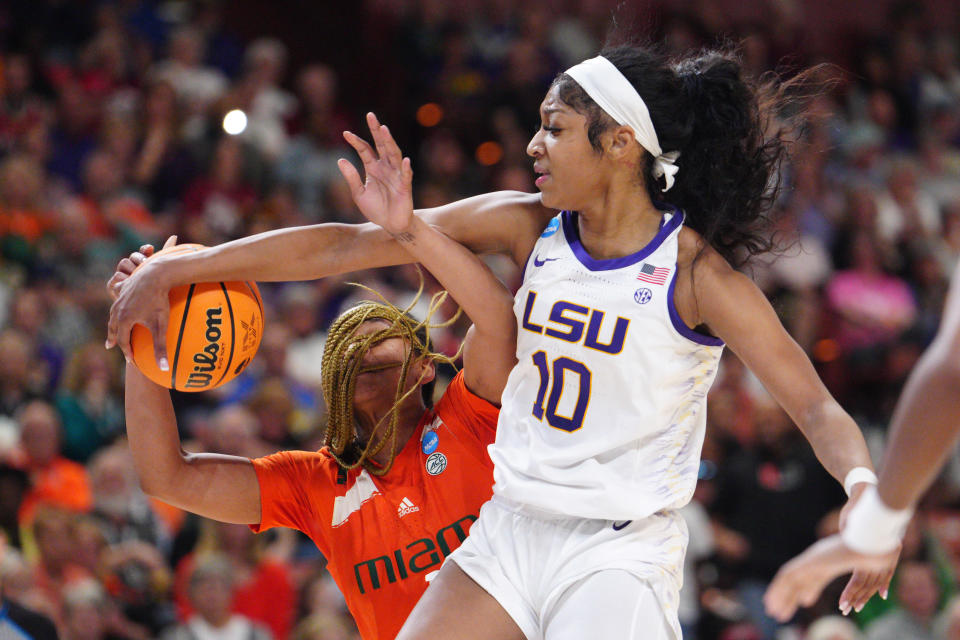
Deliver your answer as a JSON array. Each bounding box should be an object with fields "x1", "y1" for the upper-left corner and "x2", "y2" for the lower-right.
[{"x1": 130, "y1": 244, "x2": 264, "y2": 392}]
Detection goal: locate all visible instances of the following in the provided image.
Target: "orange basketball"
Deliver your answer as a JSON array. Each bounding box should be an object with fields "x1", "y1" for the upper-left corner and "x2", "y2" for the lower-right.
[{"x1": 130, "y1": 244, "x2": 264, "y2": 392}]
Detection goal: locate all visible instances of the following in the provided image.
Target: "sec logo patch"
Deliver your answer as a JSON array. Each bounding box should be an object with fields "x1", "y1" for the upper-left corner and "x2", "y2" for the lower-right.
[
  {"x1": 634, "y1": 288, "x2": 653, "y2": 304},
  {"x1": 425, "y1": 452, "x2": 447, "y2": 476}
]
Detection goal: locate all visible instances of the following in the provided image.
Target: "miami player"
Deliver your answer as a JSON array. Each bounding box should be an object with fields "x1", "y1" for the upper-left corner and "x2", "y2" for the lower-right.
[
  {"x1": 764, "y1": 263, "x2": 960, "y2": 622},
  {"x1": 109, "y1": 219, "x2": 516, "y2": 639},
  {"x1": 108, "y1": 45, "x2": 893, "y2": 638}
]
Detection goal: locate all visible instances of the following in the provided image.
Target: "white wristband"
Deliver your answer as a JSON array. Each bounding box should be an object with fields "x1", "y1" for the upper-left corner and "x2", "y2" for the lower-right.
[
  {"x1": 841, "y1": 484, "x2": 912, "y2": 555},
  {"x1": 843, "y1": 466, "x2": 878, "y2": 497}
]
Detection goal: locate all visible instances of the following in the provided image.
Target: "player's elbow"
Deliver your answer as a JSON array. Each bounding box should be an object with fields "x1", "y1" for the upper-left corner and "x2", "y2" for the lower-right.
[
  {"x1": 132, "y1": 457, "x2": 186, "y2": 502},
  {"x1": 135, "y1": 471, "x2": 168, "y2": 500}
]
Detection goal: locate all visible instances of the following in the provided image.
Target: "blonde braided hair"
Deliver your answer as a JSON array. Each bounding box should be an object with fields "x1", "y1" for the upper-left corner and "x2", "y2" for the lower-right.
[{"x1": 320, "y1": 283, "x2": 461, "y2": 476}]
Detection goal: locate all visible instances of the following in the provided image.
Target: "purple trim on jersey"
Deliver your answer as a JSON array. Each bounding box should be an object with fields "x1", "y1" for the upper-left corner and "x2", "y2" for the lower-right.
[
  {"x1": 560, "y1": 206, "x2": 684, "y2": 271},
  {"x1": 666, "y1": 270, "x2": 725, "y2": 347}
]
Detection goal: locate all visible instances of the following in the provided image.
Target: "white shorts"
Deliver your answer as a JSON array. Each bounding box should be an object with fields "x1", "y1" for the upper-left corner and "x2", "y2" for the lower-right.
[{"x1": 448, "y1": 497, "x2": 684, "y2": 640}]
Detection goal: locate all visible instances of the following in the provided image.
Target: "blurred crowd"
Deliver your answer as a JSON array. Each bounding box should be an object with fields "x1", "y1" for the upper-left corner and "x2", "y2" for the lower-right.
[{"x1": 0, "y1": 1, "x2": 959, "y2": 639}]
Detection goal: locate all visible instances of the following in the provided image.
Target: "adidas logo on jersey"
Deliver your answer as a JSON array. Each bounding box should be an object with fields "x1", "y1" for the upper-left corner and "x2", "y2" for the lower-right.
[{"x1": 397, "y1": 497, "x2": 419, "y2": 518}]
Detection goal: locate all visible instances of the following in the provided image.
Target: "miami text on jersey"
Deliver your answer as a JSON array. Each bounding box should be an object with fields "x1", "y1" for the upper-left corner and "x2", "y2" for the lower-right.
[{"x1": 353, "y1": 515, "x2": 477, "y2": 594}]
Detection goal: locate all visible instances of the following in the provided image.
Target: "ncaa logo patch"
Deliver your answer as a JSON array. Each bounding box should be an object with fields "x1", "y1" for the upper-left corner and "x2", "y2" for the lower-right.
[
  {"x1": 634, "y1": 288, "x2": 653, "y2": 304},
  {"x1": 425, "y1": 452, "x2": 447, "y2": 476},
  {"x1": 421, "y1": 430, "x2": 439, "y2": 455},
  {"x1": 540, "y1": 217, "x2": 560, "y2": 238}
]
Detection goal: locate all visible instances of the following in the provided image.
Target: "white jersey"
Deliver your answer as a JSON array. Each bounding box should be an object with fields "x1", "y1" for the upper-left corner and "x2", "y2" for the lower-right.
[{"x1": 491, "y1": 207, "x2": 724, "y2": 521}]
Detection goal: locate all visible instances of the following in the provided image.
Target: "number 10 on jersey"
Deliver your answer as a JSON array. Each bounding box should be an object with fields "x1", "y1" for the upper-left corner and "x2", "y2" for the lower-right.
[{"x1": 530, "y1": 351, "x2": 592, "y2": 432}]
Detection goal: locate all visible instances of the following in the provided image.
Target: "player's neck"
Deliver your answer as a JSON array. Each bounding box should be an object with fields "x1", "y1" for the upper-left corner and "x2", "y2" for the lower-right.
[{"x1": 577, "y1": 190, "x2": 664, "y2": 261}]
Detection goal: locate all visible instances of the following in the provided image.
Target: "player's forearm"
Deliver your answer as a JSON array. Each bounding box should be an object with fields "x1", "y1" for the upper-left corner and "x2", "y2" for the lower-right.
[
  {"x1": 124, "y1": 365, "x2": 260, "y2": 522},
  {"x1": 150, "y1": 223, "x2": 413, "y2": 287},
  {"x1": 148, "y1": 192, "x2": 543, "y2": 289},
  {"x1": 878, "y1": 348, "x2": 960, "y2": 510},
  {"x1": 395, "y1": 216, "x2": 516, "y2": 339},
  {"x1": 800, "y1": 400, "x2": 875, "y2": 486},
  {"x1": 124, "y1": 363, "x2": 190, "y2": 496}
]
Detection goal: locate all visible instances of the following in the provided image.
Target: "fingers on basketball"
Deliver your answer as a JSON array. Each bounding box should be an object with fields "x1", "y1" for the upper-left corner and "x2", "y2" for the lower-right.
[{"x1": 129, "y1": 245, "x2": 264, "y2": 392}]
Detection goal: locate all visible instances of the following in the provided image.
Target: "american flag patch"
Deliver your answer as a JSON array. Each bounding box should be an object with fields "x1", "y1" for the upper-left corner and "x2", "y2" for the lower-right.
[{"x1": 636, "y1": 263, "x2": 671, "y2": 285}]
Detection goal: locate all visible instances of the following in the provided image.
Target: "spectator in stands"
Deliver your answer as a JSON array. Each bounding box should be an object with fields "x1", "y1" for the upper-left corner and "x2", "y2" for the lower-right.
[
  {"x1": 204, "y1": 405, "x2": 271, "y2": 460},
  {"x1": 174, "y1": 521, "x2": 294, "y2": 640},
  {"x1": 0, "y1": 154, "x2": 55, "y2": 266},
  {"x1": 16, "y1": 401, "x2": 92, "y2": 526},
  {"x1": 164, "y1": 553, "x2": 272, "y2": 640},
  {"x1": 151, "y1": 26, "x2": 227, "y2": 139},
  {"x1": 711, "y1": 394, "x2": 845, "y2": 640},
  {"x1": 0, "y1": 547, "x2": 59, "y2": 640},
  {"x1": 30, "y1": 507, "x2": 91, "y2": 627},
  {"x1": 864, "y1": 560, "x2": 940, "y2": 640},
  {"x1": 87, "y1": 445, "x2": 168, "y2": 549},
  {"x1": 0, "y1": 330, "x2": 45, "y2": 419},
  {"x1": 227, "y1": 38, "x2": 295, "y2": 161},
  {"x1": 131, "y1": 79, "x2": 197, "y2": 214},
  {"x1": 275, "y1": 65, "x2": 350, "y2": 219},
  {"x1": 805, "y1": 616, "x2": 863, "y2": 640},
  {"x1": 180, "y1": 136, "x2": 258, "y2": 246},
  {"x1": 55, "y1": 342, "x2": 124, "y2": 462}
]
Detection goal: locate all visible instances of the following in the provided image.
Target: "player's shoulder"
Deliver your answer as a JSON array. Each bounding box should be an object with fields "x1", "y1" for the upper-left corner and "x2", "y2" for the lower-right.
[
  {"x1": 677, "y1": 226, "x2": 735, "y2": 280},
  {"x1": 434, "y1": 373, "x2": 499, "y2": 431},
  {"x1": 428, "y1": 191, "x2": 555, "y2": 233},
  {"x1": 256, "y1": 447, "x2": 340, "y2": 477},
  {"x1": 477, "y1": 190, "x2": 551, "y2": 215}
]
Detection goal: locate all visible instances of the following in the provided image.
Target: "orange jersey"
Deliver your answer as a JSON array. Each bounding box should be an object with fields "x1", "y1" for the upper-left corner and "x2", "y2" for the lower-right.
[{"x1": 250, "y1": 371, "x2": 498, "y2": 640}]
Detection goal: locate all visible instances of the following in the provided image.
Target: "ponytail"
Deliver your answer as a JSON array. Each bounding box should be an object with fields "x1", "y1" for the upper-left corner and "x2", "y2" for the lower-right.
[
  {"x1": 667, "y1": 51, "x2": 785, "y2": 266},
  {"x1": 554, "y1": 45, "x2": 809, "y2": 267}
]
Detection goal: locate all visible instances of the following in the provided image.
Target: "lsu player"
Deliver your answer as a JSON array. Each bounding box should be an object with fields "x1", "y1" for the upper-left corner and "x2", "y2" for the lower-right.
[
  {"x1": 109, "y1": 45, "x2": 893, "y2": 638},
  {"x1": 109, "y1": 222, "x2": 516, "y2": 639}
]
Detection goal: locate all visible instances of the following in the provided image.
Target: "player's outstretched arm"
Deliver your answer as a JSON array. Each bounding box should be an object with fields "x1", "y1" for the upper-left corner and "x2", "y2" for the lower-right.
[
  {"x1": 107, "y1": 114, "x2": 550, "y2": 372},
  {"x1": 873, "y1": 263, "x2": 960, "y2": 509},
  {"x1": 112, "y1": 245, "x2": 261, "y2": 525},
  {"x1": 764, "y1": 264, "x2": 960, "y2": 621},
  {"x1": 692, "y1": 248, "x2": 892, "y2": 612},
  {"x1": 338, "y1": 124, "x2": 517, "y2": 404}
]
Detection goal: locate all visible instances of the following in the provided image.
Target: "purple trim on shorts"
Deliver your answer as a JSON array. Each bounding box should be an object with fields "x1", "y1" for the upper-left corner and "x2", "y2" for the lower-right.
[
  {"x1": 666, "y1": 270, "x2": 725, "y2": 347},
  {"x1": 561, "y1": 207, "x2": 684, "y2": 272}
]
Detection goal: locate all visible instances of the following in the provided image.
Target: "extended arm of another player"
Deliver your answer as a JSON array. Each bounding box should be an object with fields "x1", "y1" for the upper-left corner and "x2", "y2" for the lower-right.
[
  {"x1": 124, "y1": 363, "x2": 261, "y2": 524},
  {"x1": 875, "y1": 264, "x2": 960, "y2": 509},
  {"x1": 764, "y1": 267, "x2": 960, "y2": 621},
  {"x1": 107, "y1": 191, "x2": 547, "y2": 367}
]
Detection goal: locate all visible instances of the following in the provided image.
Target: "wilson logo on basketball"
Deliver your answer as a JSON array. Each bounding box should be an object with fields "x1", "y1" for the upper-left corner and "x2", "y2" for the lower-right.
[
  {"x1": 185, "y1": 307, "x2": 224, "y2": 389},
  {"x1": 130, "y1": 243, "x2": 263, "y2": 392}
]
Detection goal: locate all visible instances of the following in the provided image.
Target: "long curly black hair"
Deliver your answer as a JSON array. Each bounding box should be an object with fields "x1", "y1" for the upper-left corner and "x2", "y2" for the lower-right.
[{"x1": 554, "y1": 44, "x2": 813, "y2": 267}]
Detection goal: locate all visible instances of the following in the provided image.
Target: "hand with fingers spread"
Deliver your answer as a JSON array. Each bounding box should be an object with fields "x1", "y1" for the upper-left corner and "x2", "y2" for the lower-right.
[
  {"x1": 764, "y1": 534, "x2": 899, "y2": 623},
  {"x1": 105, "y1": 235, "x2": 178, "y2": 368},
  {"x1": 337, "y1": 112, "x2": 416, "y2": 236},
  {"x1": 832, "y1": 483, "x2": 900, "y2": 616}
]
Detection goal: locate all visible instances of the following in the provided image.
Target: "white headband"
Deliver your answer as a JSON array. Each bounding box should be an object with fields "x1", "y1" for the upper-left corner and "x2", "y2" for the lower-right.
[{"x1": 564, "y1": 56, "x2": 680, "y2": 191}]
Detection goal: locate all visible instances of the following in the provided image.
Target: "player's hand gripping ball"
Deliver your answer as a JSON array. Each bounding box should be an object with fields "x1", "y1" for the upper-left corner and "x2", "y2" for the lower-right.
[{"x1": 130, "y1": 244, "x2": 264, "y2": 391}]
